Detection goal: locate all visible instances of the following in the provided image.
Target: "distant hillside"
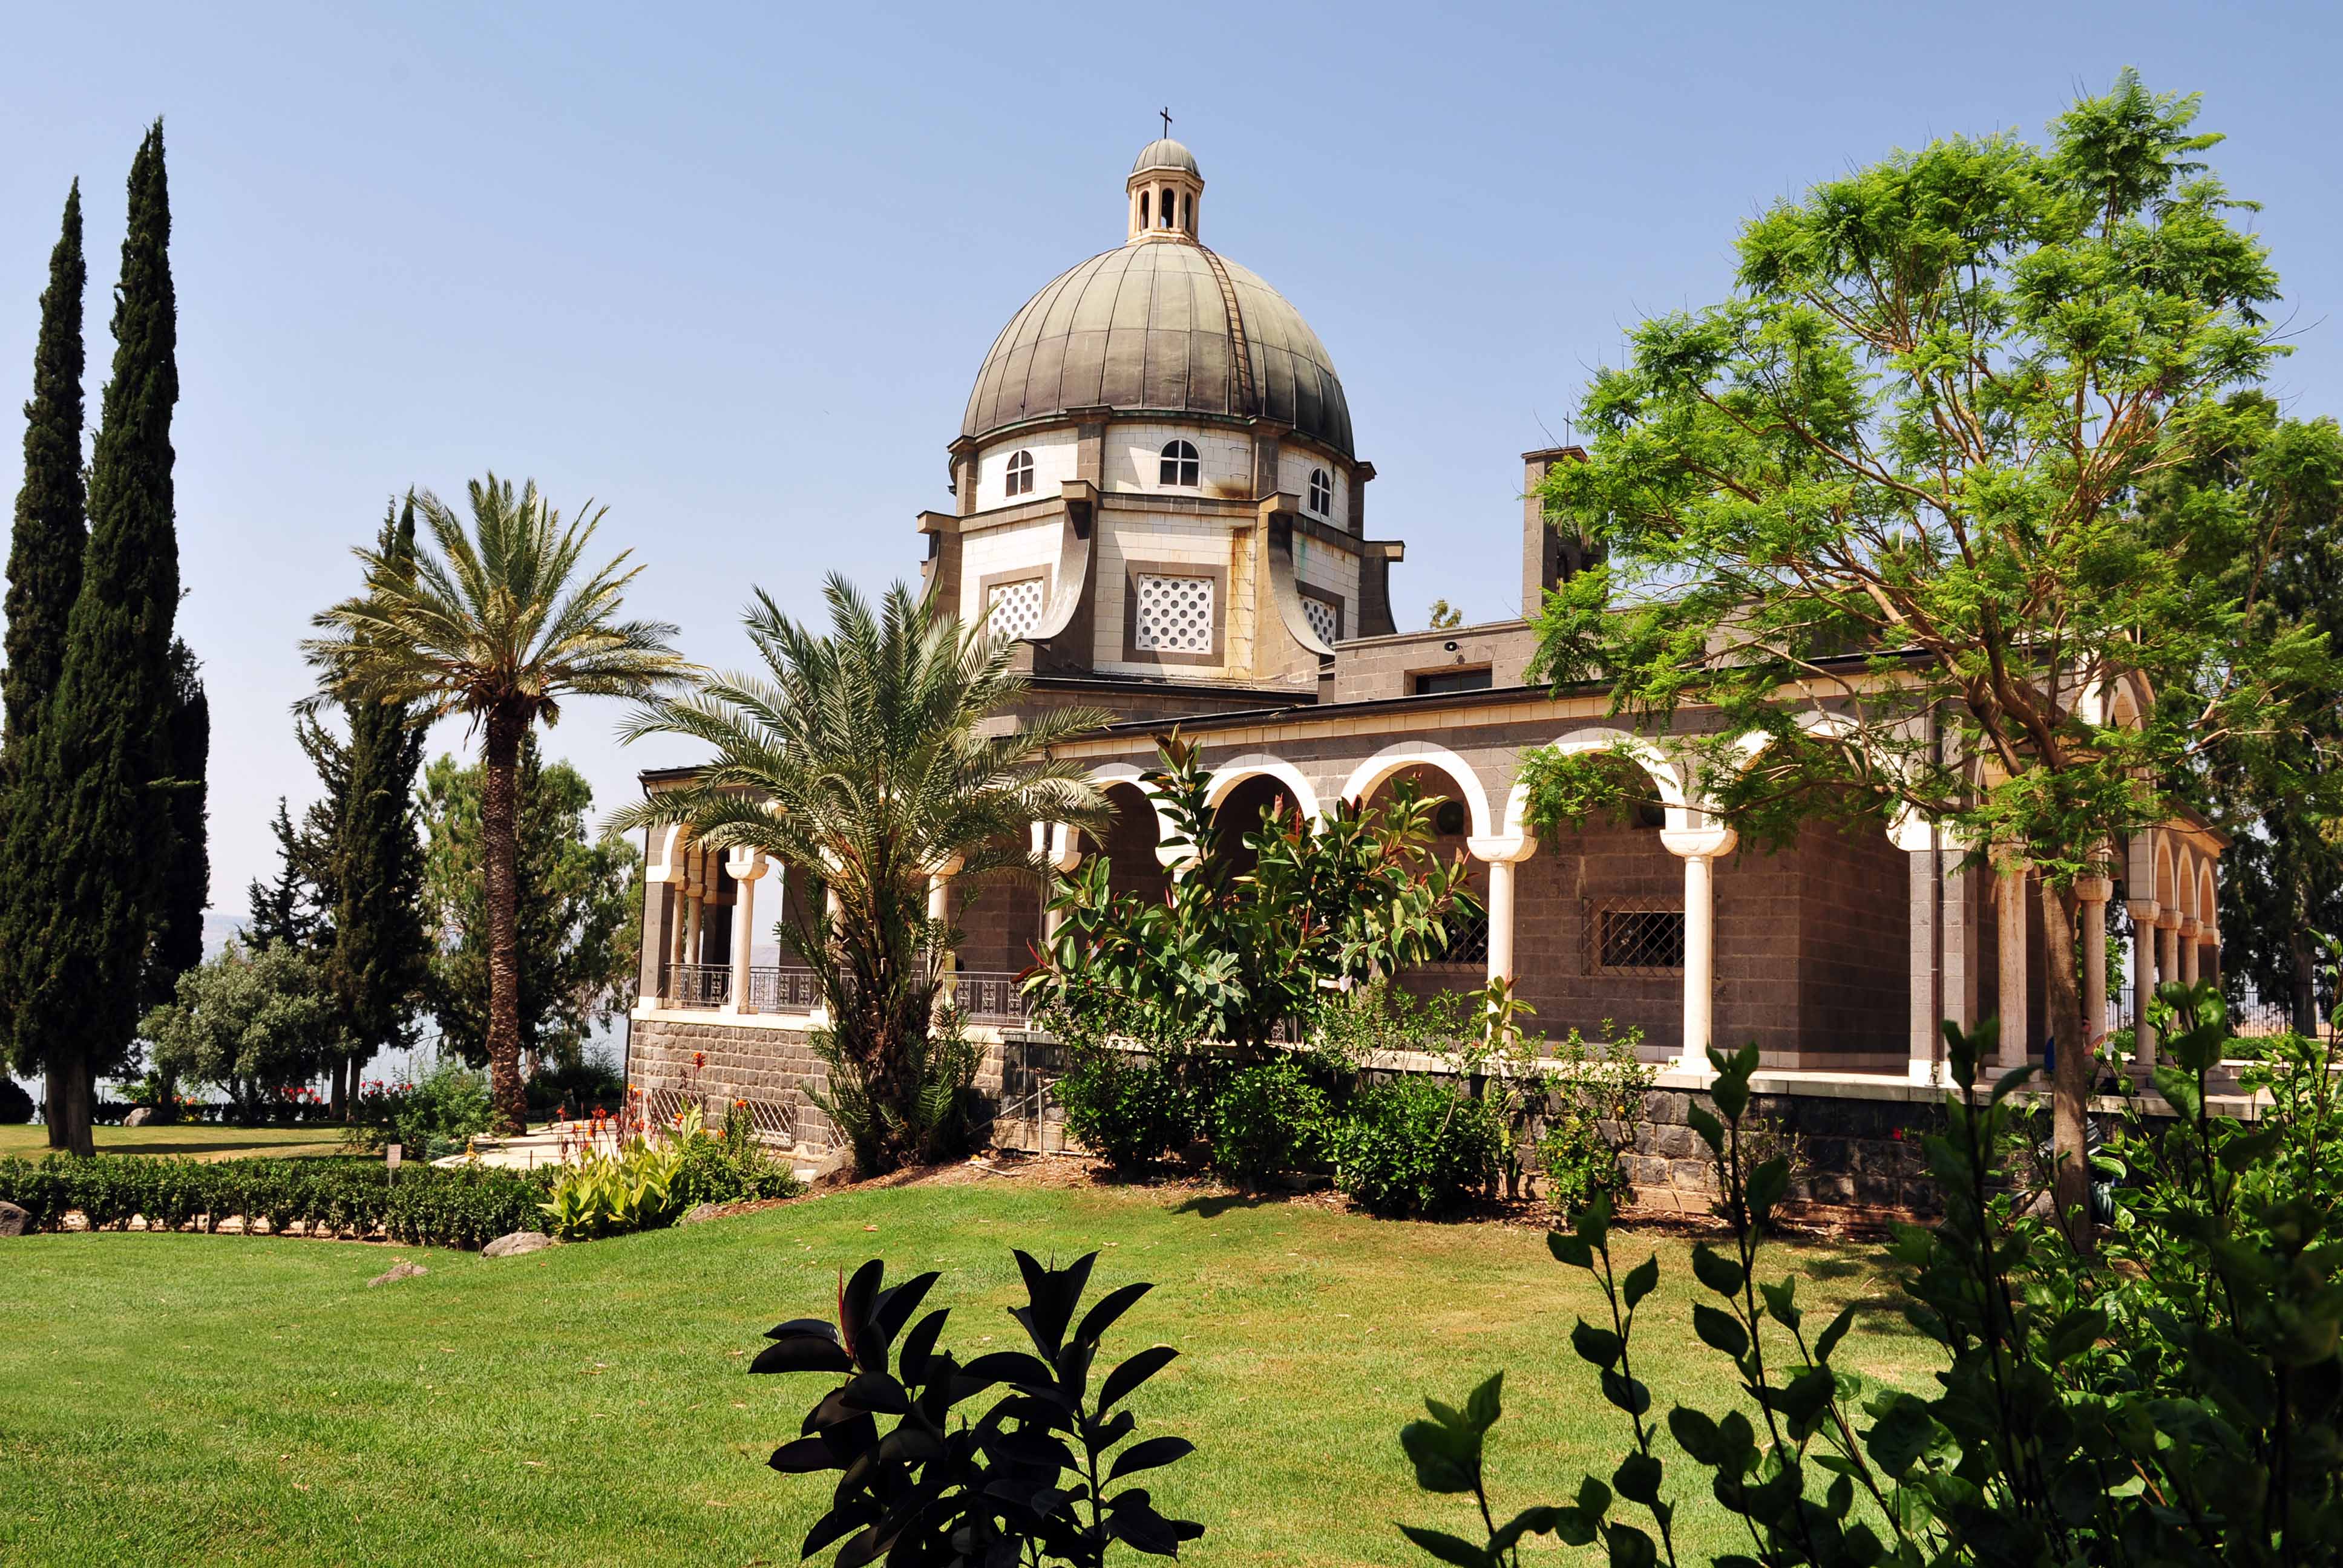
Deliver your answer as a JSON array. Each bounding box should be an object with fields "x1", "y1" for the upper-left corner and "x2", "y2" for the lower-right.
[{"x1": 202, "y1": 912, "x2": 244, "y2": 959}]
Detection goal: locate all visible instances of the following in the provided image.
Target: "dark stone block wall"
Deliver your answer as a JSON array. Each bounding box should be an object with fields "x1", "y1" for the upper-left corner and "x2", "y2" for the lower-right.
[
  {"x1": 629, "y1": 1016, "x2": 1009, "y2": 1154},
  {"x1": 1626, "y1": 1088, "x2": 1950, "y2": 1215}
]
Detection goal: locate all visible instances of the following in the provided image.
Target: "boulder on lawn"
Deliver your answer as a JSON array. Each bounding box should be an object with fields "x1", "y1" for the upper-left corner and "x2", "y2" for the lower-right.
[
  {"x1": 0, "y1": 1200, "x2": 30, "y2": 1238},
  {"x1": 123, "y1": 1106, "x2": 155, "y2": 1128},
  {"x1": 367, "y1": 1259, "x2": 428, "y2": 1287},
  {"x1": 678, "y1": 1202, "x2": 720, "y2": 1226},
  {"x1": 482, "y1": 1230, "x2": 554, "y2": 1259}
]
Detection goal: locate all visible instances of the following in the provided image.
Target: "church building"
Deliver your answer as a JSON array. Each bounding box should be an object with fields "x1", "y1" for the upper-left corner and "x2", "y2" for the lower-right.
[{"x1": 626, "y1": 139, "x2": 2227, "y2": 1166}]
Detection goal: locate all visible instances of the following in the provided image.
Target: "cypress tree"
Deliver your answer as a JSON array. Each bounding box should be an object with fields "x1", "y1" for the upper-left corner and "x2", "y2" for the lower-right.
[
  {"x1": 0, "y1": 183, "x2": 87, "y2": 1080},
  {"x1": 2, "y1": 182, "x2": 85, "y2": 774},
  {"x1": 324, "y1": 497, "x2": 430, "y2": 1116},
  {"x1": 3, "y1": 123, "x2": 180, "y2": 1155},
  {"x1": 142, "y1": 639, "x2": 210, "y2": 1011}
]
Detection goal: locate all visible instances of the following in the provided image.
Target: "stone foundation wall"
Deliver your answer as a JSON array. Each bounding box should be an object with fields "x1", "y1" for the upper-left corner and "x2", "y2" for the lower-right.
[
  {"x1": 628, "y1": 1014, "x2": 1011, "y2": 1154},
  {"x1": 1628, "y1": 1088, "x2": 1948, "y2": 1215}
]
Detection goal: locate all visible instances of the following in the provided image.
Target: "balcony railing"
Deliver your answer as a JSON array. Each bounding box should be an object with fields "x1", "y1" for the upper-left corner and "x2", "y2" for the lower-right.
[
  {"x1": 669, "y1": 962, "x2": 1029, "y2": 1025},
  {"x1": 664, "y1": 962, "x2": 731, "y2": 1008}
]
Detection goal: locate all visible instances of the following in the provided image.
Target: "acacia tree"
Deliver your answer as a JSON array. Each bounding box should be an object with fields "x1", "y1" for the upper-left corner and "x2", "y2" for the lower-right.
[
  {"x1": 2164, "y1": 398, "x2": 2343, "y2": 1031},
  {"x1": 1524, "y1": 72, "x2": 2327, "y2": 1241},
  {"x1": 304, "y1": 475, "x2": 687, "y2": 1134},
  {"x1": 616, "y1": 575, "x2": 1110, "y2": 1174}
]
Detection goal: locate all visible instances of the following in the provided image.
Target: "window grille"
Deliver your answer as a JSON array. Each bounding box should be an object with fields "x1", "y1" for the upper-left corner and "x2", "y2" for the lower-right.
[
  {"x1": 1005, "y1": 449, "x2": 1034, "y2": 496},
  {"x1": 985, "y1": 577, "x2": 1047, "y2": 641},
  {"x1": 1302, "y1": 595, "x2": 1340, "y2": 646},
  {"x1": 1588, "y1": 901, "x2": 1686, "y2": 973},
  {"x1": 1158, "y1": 439, "x2": 1199, "y2": 486},
  {"x1": 1429, "y1": 906, "x2": 1489, "y2": 965},
  {"x1": 1308, "y1": 467, "x2": 1331, "y2": 514},
  {"x1": 1135, "y1": 573, "x2": 1213, "y2": 653}
]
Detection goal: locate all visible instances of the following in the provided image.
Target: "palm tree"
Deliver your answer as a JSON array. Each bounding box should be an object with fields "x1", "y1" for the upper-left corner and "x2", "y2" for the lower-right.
[
  {"x1": 304, "y1": 475, "x2": 689, "y2": 1133},
  {"x1": 614, "y1": 573, "x2": 1110, "y2": 1172}
]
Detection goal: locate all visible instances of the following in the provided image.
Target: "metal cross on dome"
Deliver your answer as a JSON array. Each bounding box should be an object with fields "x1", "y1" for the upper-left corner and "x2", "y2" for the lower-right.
[{"x1": 1159, "y1": 106, "x2": 1172, "y2": 139}]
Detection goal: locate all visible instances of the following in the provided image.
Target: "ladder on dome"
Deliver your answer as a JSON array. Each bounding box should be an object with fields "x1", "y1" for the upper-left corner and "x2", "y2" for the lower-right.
[{"x1": 1196, "y1": 247, "x2": 1257, "y2": 417}]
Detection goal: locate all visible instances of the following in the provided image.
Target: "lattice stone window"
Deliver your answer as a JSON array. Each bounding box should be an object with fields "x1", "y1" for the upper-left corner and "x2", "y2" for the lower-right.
[
  {"x1": 1302, "y1": 595, "x2": 1340, "y2": 646},
  {"x1": 1589, "y1": 901, "x2": 1686, "y2": 973},
  {"x1": 1135, "y1": 573, "x2": 1214, "y2": 653},
  {"x1": 985, "y1": 577, "x2": 1047, "y2": 641}
]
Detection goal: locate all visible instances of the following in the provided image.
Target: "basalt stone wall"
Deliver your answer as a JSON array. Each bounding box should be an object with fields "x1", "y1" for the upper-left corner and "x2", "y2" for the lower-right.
[
  {"x1": 629, "y1": 1015, "x2": 1010, "y2": 1154},
  {"x1": 1627, "y1": 1088, "x2": 1953, "y2": 1215}
]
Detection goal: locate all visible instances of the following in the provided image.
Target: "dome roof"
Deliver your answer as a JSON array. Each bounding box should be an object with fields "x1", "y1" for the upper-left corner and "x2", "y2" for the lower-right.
[
  {"x1": 1130, "y1": 137, "x2": 1198, "y2": 175},
  {"x1": 960, "y1": 243, "x2": 1354, "y2": 458}
]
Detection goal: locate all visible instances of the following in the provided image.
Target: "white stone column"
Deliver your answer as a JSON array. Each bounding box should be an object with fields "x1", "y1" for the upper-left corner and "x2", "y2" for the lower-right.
[
  {"x1": 1467, "y1": 835, "x2": 1538, "y2": 991},
  {"x1": 1035, "y1": 824, "x2": 1081, "y2": 942},
  {"x1": 723, "y1": 849, "x2": 767, "y2": 1016},
  {"x1": 2126, "y1": 898, "x2": 2160, "y2": 1067},
  {"x1": 2177, "y1": 917, "x2": 2201, "y2": 985},
  {"x1": 682, "y1": 846, "x2": 706, "y2": 970},
  {"x1": 1661, "y1": 824, "x2": 1735, "y2": 1074},
  {"x1": 1996, "y1": 852, "x2": 2030, "y2": 1069},
  {"x1": 927, "y1": 854, "x2": 965, "y2": 1004},
  {"x1": 2076, "y1": 875, "x2": 2111, "y2": 1057},
  {"x1": 2155, "y1": 913, "x2": 2181, "y2": 1017}
]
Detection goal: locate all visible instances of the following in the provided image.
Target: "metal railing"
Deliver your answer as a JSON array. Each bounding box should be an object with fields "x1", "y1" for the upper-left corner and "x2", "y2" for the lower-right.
[
  {"x1": 691, "y1": 964, "x2": 1028, "y2": 1024},
  {"x1": 664, "y1": 962, "x2": 731, "y2": 1008},
  {"x1": 746, "y1": 965, "x2": 824, "y2": 1014},
  {"x1": 946, "y1": 971, "x2": 1030, "y2": 1025}
]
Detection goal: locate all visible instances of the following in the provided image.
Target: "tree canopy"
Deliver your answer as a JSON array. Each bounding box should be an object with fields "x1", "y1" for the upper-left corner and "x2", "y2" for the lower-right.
[{"x1": 1524, "y1": 71, "x2": 2330, "y2": 1239}]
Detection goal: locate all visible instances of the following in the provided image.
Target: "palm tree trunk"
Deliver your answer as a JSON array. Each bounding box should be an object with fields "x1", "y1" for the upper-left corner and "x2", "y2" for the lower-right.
[
  {"x1": 2035, "y1": 879, "x2": 2094, "y2": 1253},
  {"x1": 483, "y1": 705, "x2": 528, "y2": 1135}
]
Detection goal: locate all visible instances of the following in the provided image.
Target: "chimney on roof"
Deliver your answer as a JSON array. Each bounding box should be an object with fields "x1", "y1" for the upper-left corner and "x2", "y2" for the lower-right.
[{"x1": 1521, "y1": 445, "x2": 1595, "y2": 617}]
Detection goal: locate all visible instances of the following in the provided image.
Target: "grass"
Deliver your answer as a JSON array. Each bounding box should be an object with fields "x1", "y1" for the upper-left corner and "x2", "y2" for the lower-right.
[
  {"x1": 0, "y1": 1173, "x2": 1933, "y2": 1567},
  {"x1": 0, "y1": 1123, "x2": 350, "y2": 1161}
]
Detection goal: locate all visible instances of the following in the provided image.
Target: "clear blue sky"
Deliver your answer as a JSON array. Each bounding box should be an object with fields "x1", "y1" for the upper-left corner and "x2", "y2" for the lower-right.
[{"x1": 4, "y1": 1, "x2": 2338, "y2": 920}]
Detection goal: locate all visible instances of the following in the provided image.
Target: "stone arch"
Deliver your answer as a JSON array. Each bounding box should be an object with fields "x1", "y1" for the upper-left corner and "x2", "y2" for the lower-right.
[
  {"x1": 1500, "y1": 727, "x2": 1687, "y2": 838},
  {"x1": 1204, "y1": 754, "x2": 1322, "y2": 822},
  {"x1": 2155, "y1": 835, "x2": 2180, "y2": 912},
  {"x1": 2197, "y1": 861, "x2": 2217, "y2": 933},
  {"x1": 1339, "y1": 742, "x2": 1494, "y2": 840}
]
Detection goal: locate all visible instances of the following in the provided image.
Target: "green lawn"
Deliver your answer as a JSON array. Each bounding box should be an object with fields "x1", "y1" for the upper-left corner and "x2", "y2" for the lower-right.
[
  {"x1": 0, "y1": 1123, "x2": 350, "y2": 1160},
  {"x1": 0, "y1": 1174, "x2": 1932, "y2": 1567}
]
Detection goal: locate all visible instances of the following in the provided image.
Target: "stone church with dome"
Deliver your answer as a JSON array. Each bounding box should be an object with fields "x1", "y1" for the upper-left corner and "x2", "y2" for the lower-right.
[{"x1": 624, "y1": 139, "x2": 2230, "y2": 1193}]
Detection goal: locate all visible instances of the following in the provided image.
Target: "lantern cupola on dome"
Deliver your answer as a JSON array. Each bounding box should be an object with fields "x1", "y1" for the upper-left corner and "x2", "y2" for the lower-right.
[{"x1": 1127, "y1": 136, "x2": 1202, "y2": 243}]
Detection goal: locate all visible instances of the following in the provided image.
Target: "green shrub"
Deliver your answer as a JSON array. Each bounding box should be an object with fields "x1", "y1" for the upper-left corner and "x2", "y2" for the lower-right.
[
  {"x1": 1208, "y1": 1056, "x2": 1331, "y2": 1184},
  {"x1": 1535, "y1": 1028, "x2": 1654, "y2": 1221},
  {"x1": 1330, "y1": 1077, "x2": 1501, "y2": 1218},
  {"x1": 1057, "y1": 1052, "x2": 1196, "y2": 1171},
  {"x1": 671, "y1": 1103, "x2": 803, "y2": 1208},
  {"x1": 393, "y1": 1059, "x2": 495, "y2": 1158},
  {"x1": 0, "y1": 1152, "x2": 551, "y2": 1249}
]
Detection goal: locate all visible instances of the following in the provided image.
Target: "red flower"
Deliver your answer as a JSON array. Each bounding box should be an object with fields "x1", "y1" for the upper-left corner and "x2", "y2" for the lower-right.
[{"x1": 693, "y1": 1051, "x2": 706, "y2": 1068}]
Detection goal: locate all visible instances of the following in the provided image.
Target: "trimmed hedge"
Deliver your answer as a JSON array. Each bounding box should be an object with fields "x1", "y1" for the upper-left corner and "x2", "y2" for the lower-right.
[{"x1": 0, "y1": 1153, "x2": 556, "y2": 1250}]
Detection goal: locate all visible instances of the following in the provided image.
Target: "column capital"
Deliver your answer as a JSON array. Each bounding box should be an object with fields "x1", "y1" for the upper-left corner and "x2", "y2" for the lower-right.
[
  {"x1": 2178, "y1": 915, "x2": 2202, "y2": 939},
  {"x1": 724, "y1": 845, "x2": 770, "y2": 881},
  {"x1": 1467, "y1": 834, "x2": 1538, "y2": 864},
  {"x1": 2125, "y1": 898, "x2": 2160, "y2": 923},
  {"x1": 2154, "y1": 909, "x2": 2183, "y2": 931},
  {"x1": 2073, "y1": 875, "x2": 2114, "y2": 904},
  {"x1": 1660, "y1": 826, "x2": 1735, "y2": 860}
]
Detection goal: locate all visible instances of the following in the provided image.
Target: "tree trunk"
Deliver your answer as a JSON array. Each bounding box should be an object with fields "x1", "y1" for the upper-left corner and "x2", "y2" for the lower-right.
[
  {"x1": 482, "y1": 705, "x2": 528, "y2": 1135},
  {"x1": 331, "y1": 1053, "x2": 349, "y2": 1121},
  {"x1": 2290, "y1": 927, "x2": 2318, "y2": 1037},
  {"x1": 2034, "y1": 879, "x2": 2094, "y2": 1253},
  {"x1": 45, "y1": 1053, "x2": 93, "y2": 1157}
]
